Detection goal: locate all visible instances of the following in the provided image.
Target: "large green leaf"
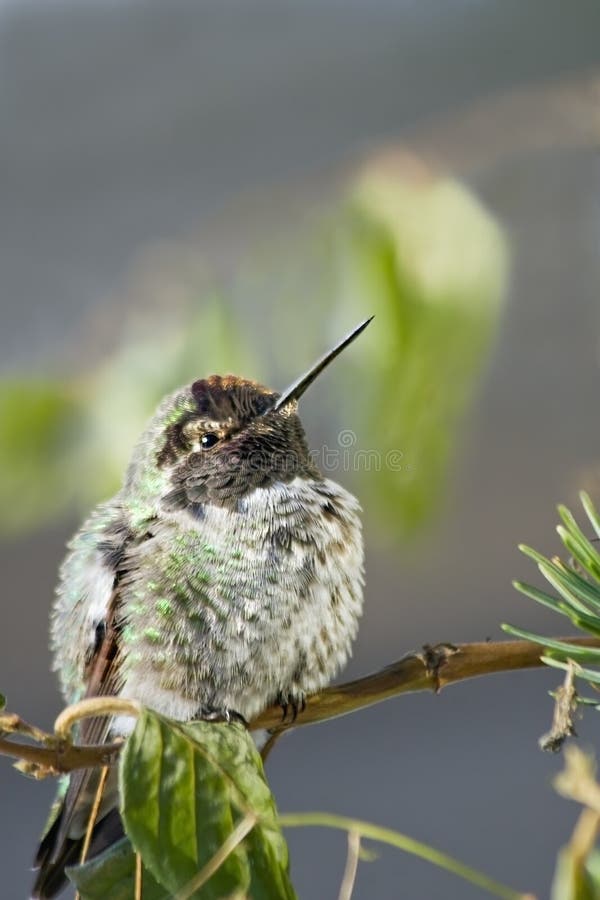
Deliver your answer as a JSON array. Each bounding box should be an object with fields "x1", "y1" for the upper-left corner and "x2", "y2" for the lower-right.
[
  {"x1": 67, "y1": 837, "x2": 165, "y2": 900},
  {"x1": 120, "y1": 710, "x2": 296, "y2": 900}
]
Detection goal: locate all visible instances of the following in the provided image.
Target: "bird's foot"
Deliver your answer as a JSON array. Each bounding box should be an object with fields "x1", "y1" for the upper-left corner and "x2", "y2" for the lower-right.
[
  {"x1": 195, "y1": 705, "x2": 247, "y2": 726},
  {"x1": 276, "y1": 691, "x2": 306, "y2": 723}
]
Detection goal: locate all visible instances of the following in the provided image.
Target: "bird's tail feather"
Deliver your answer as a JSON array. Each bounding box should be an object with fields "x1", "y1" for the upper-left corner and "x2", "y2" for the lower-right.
[{"x1": 31, "y1": 769, "x2": 123, "y2": 899}]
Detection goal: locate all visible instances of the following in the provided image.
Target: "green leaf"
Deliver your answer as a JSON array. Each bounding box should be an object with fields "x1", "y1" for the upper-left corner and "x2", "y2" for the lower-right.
[
  {"x1": 513, "y1": 498, "x2": 600, "y2": 702},
  {"x1": 0, "y1": 692, "x2": 5, "y2": 711},
  {"x1": 67, "y1": 837, "x2": 164, "y2": 900},
  {"x1": 120, "y1": 710, "x2": 297, "y2": 900},
  {"x1": 567, "y1": 695, "x2": 600, "y2": 709},
  {"x1": 518, "y1": 543, "x2": 553, "y2": 567},
  {"x1": 540, "y1": 657, "x2": 600, "y2": 687},
  {"x1": 558, "y1": 504, "x2": 600, "y2": 568},
  {"x1": 512, "y1": 579, "x2": 572, "y2": 617},
  {"x1": 501, "y1": 625, "x2": 600, "y2": 664},
  {"x1": 581, "y1": 492, "x2": 600, "y2": 541},
  {"x1": 563, "y1": 610, "x2": 600, "y2": 639},
  {"x1": 540, "y1": 656, "x2": 600, "y2": 684},
  {"x1": 538, "y1": 563, "x2": 600, "y2": 618},
  {"x1": 558, "y1": 530, "x2": 600, "y2": 583},
  {"x1": 552, "y1": 566, "x2": 600, "y2": 616}
]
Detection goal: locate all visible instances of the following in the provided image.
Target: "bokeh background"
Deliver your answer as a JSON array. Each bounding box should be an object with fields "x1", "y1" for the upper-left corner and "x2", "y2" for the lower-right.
[{"x1": 2, "y1": 2, "x2": 600, "y2": 898}]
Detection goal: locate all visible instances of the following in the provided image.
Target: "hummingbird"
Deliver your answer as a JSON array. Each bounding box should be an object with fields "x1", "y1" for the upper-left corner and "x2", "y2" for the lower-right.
[{"x1": 32, "y1": 317, "x2": 370, "y2": 898}]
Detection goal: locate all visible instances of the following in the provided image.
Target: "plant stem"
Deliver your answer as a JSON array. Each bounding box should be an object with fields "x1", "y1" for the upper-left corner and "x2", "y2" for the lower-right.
[{"x1": 279, "y1": 812, "x2": 533, "y2": 900}]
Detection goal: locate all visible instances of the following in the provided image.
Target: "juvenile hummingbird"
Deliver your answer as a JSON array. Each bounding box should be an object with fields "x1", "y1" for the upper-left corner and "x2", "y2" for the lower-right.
[{"x1": 32, "y1": 318, "x2": 370, "y2": 898}]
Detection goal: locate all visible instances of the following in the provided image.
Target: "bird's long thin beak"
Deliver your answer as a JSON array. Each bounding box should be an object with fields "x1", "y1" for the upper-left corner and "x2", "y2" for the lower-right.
[{"x1": 271, "y1": 316, "x2": 374, "y2": 413}]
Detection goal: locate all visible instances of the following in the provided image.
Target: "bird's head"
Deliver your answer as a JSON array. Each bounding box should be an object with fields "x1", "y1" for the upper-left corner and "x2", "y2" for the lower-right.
[{"x1": 123, "y1": 318, "x2": 372, "y2": 516}]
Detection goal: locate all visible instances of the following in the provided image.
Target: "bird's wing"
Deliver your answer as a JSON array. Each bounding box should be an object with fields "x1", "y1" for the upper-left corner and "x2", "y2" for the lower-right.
[{"x1": 33, "y1": 515, "x2": 154, "y2": 899}]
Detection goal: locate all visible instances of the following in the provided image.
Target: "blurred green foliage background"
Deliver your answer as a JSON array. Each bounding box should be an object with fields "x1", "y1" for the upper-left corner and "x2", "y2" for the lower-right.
[{"x1": 0, "y1": 154, "x2": 507, "y2": 540}]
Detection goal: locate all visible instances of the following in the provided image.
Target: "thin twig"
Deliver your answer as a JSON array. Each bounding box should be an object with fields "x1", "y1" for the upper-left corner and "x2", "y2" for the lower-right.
[
  {"x1": 80, "y1": 765, "x2": 110, "y2": 865},
  {"x1": 539, "y1": 660, "x2": 578, "y2": 752},
  {"x1": 135, "y1": 851, "x2": 143, "y2": 900},
  {"x1": 2, "y1": 637, "x2": 600, "y2": 774},
  {"x1": 338, "y1": 831, "x2": 361, "y2": 900}
]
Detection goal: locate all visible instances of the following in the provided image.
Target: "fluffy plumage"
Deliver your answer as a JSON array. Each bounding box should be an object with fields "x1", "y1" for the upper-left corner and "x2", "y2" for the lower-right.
[{"x1": 32, "y1": 376, "x2": 364, "y2": 898}]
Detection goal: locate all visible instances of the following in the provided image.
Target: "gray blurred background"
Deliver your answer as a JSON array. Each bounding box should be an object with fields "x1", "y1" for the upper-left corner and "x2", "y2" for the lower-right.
[{"x1": 2, "y1": 2, "x2": 600, "y2": 898}]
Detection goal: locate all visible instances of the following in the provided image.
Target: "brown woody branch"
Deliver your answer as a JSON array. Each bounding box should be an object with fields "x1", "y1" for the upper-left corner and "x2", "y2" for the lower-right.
[
  {"x1": 253, "y1": 636, "x2": 600, "y2": 730},
  {"x1": 0, "y1": 727, "x2": 122, "y2": 776},
  {"x1": 2, "y1": 637, "x2": 599, "y2": 776}
]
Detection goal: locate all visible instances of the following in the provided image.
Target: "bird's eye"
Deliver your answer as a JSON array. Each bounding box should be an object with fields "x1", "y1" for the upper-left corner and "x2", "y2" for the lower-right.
[{"x1": 200, "y1": 432, "x2": 220, "y2": 449}]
